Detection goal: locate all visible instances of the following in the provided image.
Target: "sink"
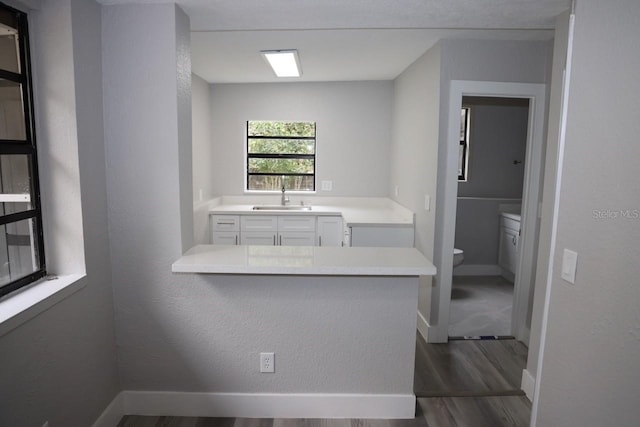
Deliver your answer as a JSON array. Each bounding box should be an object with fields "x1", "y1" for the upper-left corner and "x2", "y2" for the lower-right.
[{"x1": 252, "y1": 205, "x2": 312, "y2": 211}]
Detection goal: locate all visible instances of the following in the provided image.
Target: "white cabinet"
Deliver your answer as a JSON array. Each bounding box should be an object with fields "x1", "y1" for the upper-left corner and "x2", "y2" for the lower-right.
[
  {"x1": 317, "y1": 216, "x2": 343, "y2": 247},
  {"x1": 241, "y1": 232, "x2": 277, "y2": 246},
  {"x1": 349, "y1": 225, "x2": 414, "y2": 248},
  {"x1": 278, "y1": 216, "x2": 316, "y2": 246},
  {"x1": 241, "y1": 215, "x2": 277, "y2": 245},
  {"x1": 498, "y1": 214, "x2": 521, "y2": 279},
  {"x1": 210, "y1": 215, "x2": 240, "y2": 245},
  {"x1": 279, "y1": 232, "x2": 317, "y2": 246}
]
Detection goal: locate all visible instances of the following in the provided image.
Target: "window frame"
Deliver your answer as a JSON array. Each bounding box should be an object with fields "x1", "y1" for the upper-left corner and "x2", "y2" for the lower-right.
[
  {"x1": 458, "y1": 106, "x2": 471, "y2": 181},
  {"x1": 245, "y1": 120, "x2": 316, "y2": 192},
  {"x1": 0, "y1": 2, "x2": 46, "y2": 298}
]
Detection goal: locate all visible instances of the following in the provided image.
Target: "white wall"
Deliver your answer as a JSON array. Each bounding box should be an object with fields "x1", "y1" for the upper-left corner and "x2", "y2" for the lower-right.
[
  {"x1": 192, "y1": 73, "x2": 215, "y2": 203},
  {"x1": 534, "y1": 1, "x2": 640, "y2": 424},
  {"x1": 209, "y1": 81, "x2": 393, "y2": 197},
  {"x1": 0, "y1": 0, "x2": 119, "y2": 425},
  {"x1": 389, "y1": 43, "x2": 441, "y2": 331}
]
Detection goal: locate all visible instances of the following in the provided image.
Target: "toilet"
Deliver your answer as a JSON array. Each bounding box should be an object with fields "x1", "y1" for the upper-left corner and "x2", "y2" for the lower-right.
[{"x1": 453, "y1": 248, "x2": 464, "y2": 267}]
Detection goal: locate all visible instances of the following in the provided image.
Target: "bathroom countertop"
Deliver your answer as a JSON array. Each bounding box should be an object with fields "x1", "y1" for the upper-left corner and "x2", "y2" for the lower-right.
[{"x1": 172, "y1": 244, "x2": 436, "y2": 276}]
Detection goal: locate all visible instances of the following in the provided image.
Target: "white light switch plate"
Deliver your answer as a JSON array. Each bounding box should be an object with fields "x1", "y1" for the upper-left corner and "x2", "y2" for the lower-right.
[
  {"x1": 424, "y1": 195, "x2": 431, "y2": 211},
  {"x1": 561, "y1": 249, "x2": 578, "y2": 284}
]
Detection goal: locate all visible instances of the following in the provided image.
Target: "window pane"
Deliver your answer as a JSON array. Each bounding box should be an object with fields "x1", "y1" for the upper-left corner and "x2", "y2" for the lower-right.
[
  {"x1": 248, "y1": 175, "x2": 314, "y2": 191},
  {"x1": 248, "y1": 158, "x2": 314, "y2": 174},
  {"x1": 0, "y1": 79, "x2": 26, "y2": 140},
  {"x1": 0, "y1": 10, "x2": 20, "y2": 74},
  {"x1": 0, "y1": 154, "x2": 33, "y2": 215},
  {"x1": 248, "y1": 121, "x2": 315, "y2": 137},
  {"x1": 460, "y1": 108, "x2": 467, "y2": 141},
  {"x1": 248, "y1": 138, "x2": 315, "y2": 155},
  {"x1": 0, "y1": 218, "x2": 40, "y2": 288},
  {"x1": 458, "y1": 144, "x2": 465, "y2": 177}
]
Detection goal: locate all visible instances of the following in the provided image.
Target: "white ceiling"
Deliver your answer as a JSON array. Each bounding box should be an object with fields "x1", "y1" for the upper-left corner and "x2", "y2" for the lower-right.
[{"x1": 98, "y1": 0, "x2": 570, "y2": 83}]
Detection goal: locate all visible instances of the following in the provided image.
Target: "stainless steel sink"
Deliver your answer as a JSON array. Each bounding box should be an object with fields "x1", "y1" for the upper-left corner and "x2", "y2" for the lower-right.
[{"x1": 252, "y1": 205, "x2": 312, "y2": 211}]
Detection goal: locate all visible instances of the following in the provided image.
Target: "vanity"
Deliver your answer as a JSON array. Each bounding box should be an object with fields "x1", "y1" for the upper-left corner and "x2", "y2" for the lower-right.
[{"x1": 498, "y1": 212, "x2": 521, "y2": 281}]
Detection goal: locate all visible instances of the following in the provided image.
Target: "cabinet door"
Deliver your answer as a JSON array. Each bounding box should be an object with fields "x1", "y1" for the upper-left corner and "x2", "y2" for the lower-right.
[
  {"x1": 278, "y1": 232, "x2": 316, "y2": 246},
  {"x1": 278, "y1": 216, "x2": 316, "y2": 232},
  {"x1": 498, "y1": 227, "x2": 519, "y2": 274},
  {"x1": 212, "y1": 231, "x2": 239, "y2": 245},
  {"x1": 241, "y1": 232, "x2": 276, "y2": 246},
  {"x1": 241, "y1": 216, "x2": 278, "y2": 232},
  {"x1": 210, "y1": 215, "x2": 240, "y2": 231},
  {"x1": 317, "y1": 216, "x2": 343, "y2": 247}
]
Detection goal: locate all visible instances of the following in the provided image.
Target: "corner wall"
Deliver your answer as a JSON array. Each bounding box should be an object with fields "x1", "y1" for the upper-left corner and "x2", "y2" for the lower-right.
[
  {"x1": 534, "y1": 1, "x2": 640, "y2": 424},
  {"x1": 0, "y1": 0, "x2": 119, "y2": 425}
]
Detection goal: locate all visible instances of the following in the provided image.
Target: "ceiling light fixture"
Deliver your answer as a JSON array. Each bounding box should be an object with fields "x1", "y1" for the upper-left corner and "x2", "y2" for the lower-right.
[{"x1": 261, "y1": 49, "x2": 302, "y2": 78}]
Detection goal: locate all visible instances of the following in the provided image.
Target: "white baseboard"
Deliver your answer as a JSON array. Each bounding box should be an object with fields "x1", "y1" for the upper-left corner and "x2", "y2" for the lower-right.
[
  {"x1": 521, "y1": 369, "x2": 535, "y2": 402},
  {"x1": 417, "y1": 310, "x2": 429, "y2": 342},
  {"x1": 92, "y1": 392, "x2": 124, "y2": 427},
  {"x1": 94, "y1": 391, "x2": 416, "y2": 423},
  {"x1": 453, "y1": 264, "x2": 502, "y2": 276}
]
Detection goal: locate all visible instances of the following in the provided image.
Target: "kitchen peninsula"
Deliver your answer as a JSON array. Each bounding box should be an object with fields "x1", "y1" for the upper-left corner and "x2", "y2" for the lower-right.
[{"x1": 173, "y1": 199, "x2": 435, "y2": 418}]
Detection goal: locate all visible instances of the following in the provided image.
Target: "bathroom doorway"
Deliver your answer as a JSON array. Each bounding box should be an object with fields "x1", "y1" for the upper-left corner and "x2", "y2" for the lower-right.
[{"x1": 448, "y1": 96, "x2": 529, "y2": 338}]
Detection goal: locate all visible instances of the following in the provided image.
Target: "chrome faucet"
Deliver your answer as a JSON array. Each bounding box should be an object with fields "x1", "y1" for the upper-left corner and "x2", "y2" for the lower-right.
[{"x1": 281, "y1": 177, "x2": 290, "y2": 206}]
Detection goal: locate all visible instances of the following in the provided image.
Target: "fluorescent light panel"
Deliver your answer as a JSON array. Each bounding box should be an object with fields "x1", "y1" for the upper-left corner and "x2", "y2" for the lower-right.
[{"x1": 261, "y1": 50, "x2": 302, "y2": 78}]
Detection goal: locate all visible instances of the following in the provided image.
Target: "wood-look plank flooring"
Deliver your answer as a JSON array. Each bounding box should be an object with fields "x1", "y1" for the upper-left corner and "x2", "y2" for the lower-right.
[
  {"x1": 117, "y1": 396, "x2": 531, "y2": 427},
  {"x1": 414, "y1": 334, "x2": 528, "y2": 397},
  {"x1": 117, "y1": 334, "x2": 531, "y2": 426}
]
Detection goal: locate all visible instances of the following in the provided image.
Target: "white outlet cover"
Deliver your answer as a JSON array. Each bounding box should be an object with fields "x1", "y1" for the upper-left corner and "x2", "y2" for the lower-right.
[{"x1": 260, "y1": 352, "x2": 275, "y2": 373}]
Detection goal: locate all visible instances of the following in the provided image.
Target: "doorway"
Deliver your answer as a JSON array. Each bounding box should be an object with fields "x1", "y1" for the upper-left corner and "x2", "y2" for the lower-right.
[
  {"x1": 449, "y1": 96, "x2": 530, "y2": 338},
  {"x1": 430, "y1": 80, "x2": 547, "y2": 345}
]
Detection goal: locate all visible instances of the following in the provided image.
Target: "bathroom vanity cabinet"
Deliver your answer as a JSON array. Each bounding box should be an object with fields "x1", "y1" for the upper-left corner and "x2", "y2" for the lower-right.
[{"x1": 498, "y1": 213, "x2": 521, "y2": 280}]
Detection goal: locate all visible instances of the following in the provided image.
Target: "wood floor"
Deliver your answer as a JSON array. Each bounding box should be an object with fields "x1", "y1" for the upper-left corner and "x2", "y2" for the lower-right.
[{"x1": 117, "y1": 335, "x2": 531, "y2": 427}]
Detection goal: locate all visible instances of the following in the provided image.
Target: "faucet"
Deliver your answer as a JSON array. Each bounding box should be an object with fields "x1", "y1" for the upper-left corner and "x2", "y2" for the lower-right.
[{"x1": 281, "y1": 177, "x2": 290, "y2": 206}]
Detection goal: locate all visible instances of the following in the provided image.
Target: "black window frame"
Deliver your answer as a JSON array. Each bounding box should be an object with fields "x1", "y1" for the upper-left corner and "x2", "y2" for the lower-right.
[
  {"x1": 0, "y1": 2, "x2": 46, "y2": 298},
  {"x1": 246, "y1": 121, "x2": 316, "y2": 192},
  {"x1": 459, "y1": 107, "x2": 470, "y2": 181}
]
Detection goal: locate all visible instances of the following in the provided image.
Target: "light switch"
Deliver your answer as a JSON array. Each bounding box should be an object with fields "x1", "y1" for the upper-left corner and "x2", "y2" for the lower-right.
[
  {"x1": 424, "y1": 195, "x2": 431, "y2": 211},
  {"x1": 561, "y1": 249, "x2": 578, "y2": 284},
  {"x1": 321, "y1": 180, "x2": 333, "y2": 191}
]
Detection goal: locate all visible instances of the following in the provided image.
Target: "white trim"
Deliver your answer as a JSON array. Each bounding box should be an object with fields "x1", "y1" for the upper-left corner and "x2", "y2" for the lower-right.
[
  {"x1": 431, "y1": 80, "x2": 547, "y2": 344},
  {"x1": 116, "y1": 391, "x2": 415, "y2": 419},
  {"x1": 92, "y1": 392, "x2": 124, "y2": 427},
  {"x1": 452, "y1": 264, "x2": 502, "y2": 276},
  {"x1": 521, "y1": 369, "x2": 535, "y2": 402},
  {"x1": 417, "y1": 310, "x2": 430, "y2": 342},
  {"x1": 531, "y1": 11, "x2": 576, "y2": 427},
  {"x1": 0, "y1": 274, "x2": 85, "y2": 337}
]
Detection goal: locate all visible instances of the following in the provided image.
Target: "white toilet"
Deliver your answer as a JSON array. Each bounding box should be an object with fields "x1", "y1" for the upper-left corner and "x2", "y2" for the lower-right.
[{"x1": 453, "y1": 248, "x2": 464, "y2": 267}]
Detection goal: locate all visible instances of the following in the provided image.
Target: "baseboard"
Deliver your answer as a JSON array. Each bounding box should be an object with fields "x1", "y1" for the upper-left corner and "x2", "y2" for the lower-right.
[
  {"x1": 453, "y1": 264, "x2": 502, "y2": 276},
  {"x1": 118, "y1": 391, "x2": 416, "y2": 419},
  {"x1": 521, "y1": 369, "x2": 535, "y2": 402},
  {"x1": 417, "y1": 310, "x2": 429, "y2": 342},
  {"x1": 92, "y1": 392, "x2": 124, "y2": 427}
]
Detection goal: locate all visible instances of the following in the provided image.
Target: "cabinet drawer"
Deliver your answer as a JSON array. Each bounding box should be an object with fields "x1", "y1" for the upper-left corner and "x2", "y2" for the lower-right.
[
  {"x1": 241, "y1": 232, "x2": 277, "y2": 245},
  {"x1": 279, "y1": 232, "x2": 316, "y2": 246},
  {"x1": 500, "y1": 216, "x2": 521, "y2": 232},
  {"x1": 241, "y1": 215, "x2": 278, "y2": 232},
  {"x1": 212, "y1": 231, "x2": 239, "y2": 245},
  {"x1": 211, "y1": 215, "x2": 240, "y2": 232},
  {"x1": 278, "y1": 216, "x2": 316, "y2": 232}
]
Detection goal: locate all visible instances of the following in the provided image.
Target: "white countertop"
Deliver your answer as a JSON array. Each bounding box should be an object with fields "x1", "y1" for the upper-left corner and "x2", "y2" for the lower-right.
[
  {"x1": 172, "y1": 244, "x2": 436, "y2": 276},
  {"x1": 208, "y1": 197, "x2": 414, "y2": 227}
]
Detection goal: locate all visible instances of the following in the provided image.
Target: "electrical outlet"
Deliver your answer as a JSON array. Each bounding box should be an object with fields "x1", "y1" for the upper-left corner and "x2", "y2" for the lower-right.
[{"x1": 260, "y1": 352, "x2": 275, "y2": 373}]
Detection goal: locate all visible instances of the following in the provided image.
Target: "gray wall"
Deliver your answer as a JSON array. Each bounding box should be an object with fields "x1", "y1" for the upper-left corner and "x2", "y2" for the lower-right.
[
  {"x1": 534, "y1": 0, "x2": 640, "y2": 424},
  {"x1": 0, "y1": 0, "x2": 119, "y2": 425},
  {"x1": 455, "y1": 98, "x2": 529, "y2": 266},
  {"x1": 430, "y1": 39, "x2": 552, "y2": 340},
  {"x1": 389, "y1": 42, "x2": 441, "y2": 326},
  {"x1": 209, "y1": 81, "x2": 393, "y2": 197},
  {"x1": 193, "y1": 73, "x2": 215, "y2": 203}
]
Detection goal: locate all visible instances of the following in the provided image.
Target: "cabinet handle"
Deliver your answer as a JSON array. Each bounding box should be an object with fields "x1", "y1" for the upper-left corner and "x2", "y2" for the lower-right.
[
  {"x1": 319, "y1": 236, "x2": 322, "y2": 246},
  {"x1": 279, "y1": 235, "x2": 282, "y2": 246},
  {"x1": 512, "y1": 235, "x2": 517, "y2": 245},
  {"x1": 235, "y1": 235, "x2": 238, "y2": 245},
  {"x1": 273, "y1": 235, "x2": 276, "y2": 245}
]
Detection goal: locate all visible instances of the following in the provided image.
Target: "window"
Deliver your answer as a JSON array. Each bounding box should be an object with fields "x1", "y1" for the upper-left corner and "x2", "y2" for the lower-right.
[
  {"x1": 458, "y1": 107, "x2": 470, "y2": 181},
  {"x1": 246, "y1": 120, "x2": 316, "y2": 191},
  {"x1": 0, "y1": 4, "x2": 46, "y2": 297}
]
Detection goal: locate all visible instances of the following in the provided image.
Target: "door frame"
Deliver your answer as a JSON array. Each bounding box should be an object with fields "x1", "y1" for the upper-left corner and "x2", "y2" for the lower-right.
[{"x1": 429, "y1": 80, "x2": 547, "y2": 343}]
